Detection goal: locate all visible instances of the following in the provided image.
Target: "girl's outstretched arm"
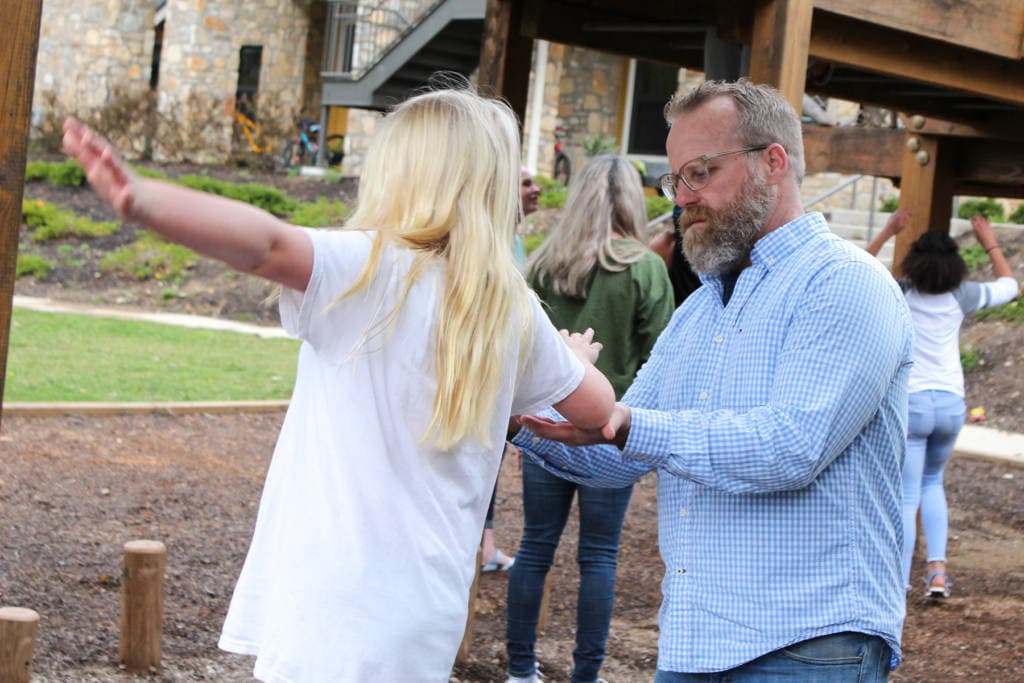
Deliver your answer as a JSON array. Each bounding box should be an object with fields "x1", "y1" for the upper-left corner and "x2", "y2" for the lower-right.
[
  {"x1": 551, "y1": 328, "x2": 616, "y2": 432},
  {"x1": 63, "y1": 117, "x2": 313, "y2": 292}
]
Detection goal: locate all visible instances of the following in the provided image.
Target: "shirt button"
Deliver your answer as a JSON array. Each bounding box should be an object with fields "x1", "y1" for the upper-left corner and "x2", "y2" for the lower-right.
[
  {"x1": 677, "y1": 568, "x2": 686, "y2": 574},
  {"x1": 699, "y1": 391, "x2": 708, "y2": 400},
  {"x1": 679, "y1": 508, "x2": 688, "y2": 516},
  {"x1": 713, "y1": 334, "x2": 724, "y2": 343},
  {"x1": 531, "y1": 437, "x2": 541, "y2": 445},
  {"x1": 768, "y1": 258, "x2": 776, "y2": 265}
]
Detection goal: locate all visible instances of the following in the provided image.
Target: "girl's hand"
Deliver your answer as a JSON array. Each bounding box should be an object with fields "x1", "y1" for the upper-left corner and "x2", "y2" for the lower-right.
[
  {"x1": 970, "y1": 215, "x2": 997, "y2": 248},
  {"x1": 62, "y1": 117, "x2": 140, "y2": 221},
  {"x1": 560, "y1": 327, "x2": 602, "y2": 365},
  {"x1": 885, "y1": 207, "x2": 911, "y2": 235}
]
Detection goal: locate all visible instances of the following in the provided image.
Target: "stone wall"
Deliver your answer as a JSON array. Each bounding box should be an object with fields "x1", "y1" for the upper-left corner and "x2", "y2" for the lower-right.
[{"x1": 33, "y1": 0, "x2": 320, "y2": 162}]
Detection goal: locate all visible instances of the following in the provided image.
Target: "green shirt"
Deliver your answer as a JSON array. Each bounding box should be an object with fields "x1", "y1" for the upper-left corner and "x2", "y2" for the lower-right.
[{"x1": 530, "y1": 243, "x2": 674, "y2": 399}]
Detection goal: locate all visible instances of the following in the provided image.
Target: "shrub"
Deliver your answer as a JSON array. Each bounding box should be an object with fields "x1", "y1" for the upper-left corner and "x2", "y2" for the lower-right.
[
  {"x1": 1008, "y1": 204, "x2": 1024, "y2": 224},
  {"x1": 581, "y1": 132, "x2": 618, "y2": 158},
  {"x1": 100, "y1": 233, "x2": 197, "y2": 283},
  {"x1": 958, "y1": 198, "x2": 1005, "y2": 222},
  {"x1": 22, "y1": 199, "x2": 119, "y2": 242},
  {"x1": 522, "y1": 232, "x2": 547, "y2": 256},
  {"x1": 48, "y1": 160, "x2": 86, "y2": 187},
  {"x1": 960, "y1": 245, "x2": 990, "y2": 271},
  {"x1": 16, "y1": 254, "x2": 54, "y2": 280},
  {"x1": 880, "y1": 196, "x2": 900, "y2": 213},
  {"x1": 539, "y1": 185, "x2": 568, "y2": 210},
  {"x1": 25, "y1": 161, "x2": 51, "y2": 182},
  {"x1": 960, "y1": 346, "x2": 980, "y2": 372},
  {"x1": 289, "y1": 198, "x2": 350, "y2": 227},
  {"x1": 646, "y1": 195, "x2": 674, "y2": 221},
  {"x1": 974, "y1": 298, "x2": 1024, "y2": 325},
  {"x1": 175, "y1": 175, "x2": 298, "y2": 216}
]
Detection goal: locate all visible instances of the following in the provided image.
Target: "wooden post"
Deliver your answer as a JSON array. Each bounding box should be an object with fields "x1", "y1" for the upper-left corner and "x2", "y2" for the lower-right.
[
  {"x1": 747, "y1": 0, "x2": 813, "y2": 113},
  {"x1": 536, "y1": 571, "x2": 554, "y2": 635},
  {"x1": 479, "y1": 0, "x2": 533, "y2": 125},
  {"x1": 120, "y1": 540, "x2": 166, "y2": 673},
  {"x1": 0, "y1": 0, "x2": 44, "y2": 427},
  {"x1": 456, "y1": 548, "x2": 483, "y2": 664},
  {"x1": 891, "y1": 132, "x2": 955, "y2": 277},
  {"x1": 0, "y1": 607, "x2": 39, "y2": 683}
]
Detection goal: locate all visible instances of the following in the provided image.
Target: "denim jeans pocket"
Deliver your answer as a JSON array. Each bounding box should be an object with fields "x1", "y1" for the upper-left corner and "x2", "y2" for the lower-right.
[{"x1": 779, "y1": 632, "x2": 865, "y2": 665}]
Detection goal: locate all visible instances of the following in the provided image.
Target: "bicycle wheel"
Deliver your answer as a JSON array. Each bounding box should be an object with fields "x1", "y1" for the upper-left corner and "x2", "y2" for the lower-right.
[
  {"x1": 325, "y1": 135, "x2": 345, "y2": 166},
  {"x1": 554, "y1": 152, "x2": 571, "y2": 186},
  {"x1": 282, "y1": 141, "x2": 298, "y2": 168}
]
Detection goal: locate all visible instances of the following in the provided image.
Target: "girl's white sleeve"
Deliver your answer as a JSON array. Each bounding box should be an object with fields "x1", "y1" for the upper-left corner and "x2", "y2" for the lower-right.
[{"x1": 510, "y1": 294, "x2": 585, "y2": 416}]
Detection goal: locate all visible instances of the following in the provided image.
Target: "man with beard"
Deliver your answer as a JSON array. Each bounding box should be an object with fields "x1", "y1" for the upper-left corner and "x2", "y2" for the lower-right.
[{"x1": 509, "y1": 79, "x2": 912, "y2": 682}]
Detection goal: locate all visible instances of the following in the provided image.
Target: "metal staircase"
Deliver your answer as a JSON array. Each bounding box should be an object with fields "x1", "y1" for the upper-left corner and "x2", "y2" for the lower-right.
[{"x1": 321, "y1": 0, "x2": 485, "y2": 111}]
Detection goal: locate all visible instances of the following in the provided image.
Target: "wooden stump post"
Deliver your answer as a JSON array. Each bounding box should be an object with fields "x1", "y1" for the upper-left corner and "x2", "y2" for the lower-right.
[
  {"x1": 456, "y1": 548, "x2": 483, "y2": 664},
  {"x1": 536, "y1": 572, "x2": 554, "y2": 635},
  {"x1": 0, "y1": 606, "x2": 39, "y2": 683},
  {"x1": 120, "y1": 540, "x2": 166, "y2": 673}
]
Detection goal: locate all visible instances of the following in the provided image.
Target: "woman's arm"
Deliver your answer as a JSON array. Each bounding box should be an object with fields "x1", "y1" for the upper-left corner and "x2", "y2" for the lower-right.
[
  {"x1": 865, "y1": 207, "x2": 911, "y2": 256},
  {"x1": 63, "y1": 118, "x2": 313, "y2": 291},
  {"x1": 971, "y1": 215, "x2": 1016, "y2": 281}
]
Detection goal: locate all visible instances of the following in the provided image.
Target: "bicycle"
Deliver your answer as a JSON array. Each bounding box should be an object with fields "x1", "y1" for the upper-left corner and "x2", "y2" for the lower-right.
[
  {"x1": 553, "y1": 125, "x2": 571, "y2": 186},
  {"x1": 283, "y1": 119, "x2": 345, "y2": 170}
]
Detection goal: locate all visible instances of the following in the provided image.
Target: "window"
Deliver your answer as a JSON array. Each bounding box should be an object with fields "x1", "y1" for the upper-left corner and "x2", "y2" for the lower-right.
[
  {"x1": 236, "y1": 46, "x2": 263, "y2": 115},
  {"x1": 627, "y1": 60, "x2": 679, "y2": 156}
]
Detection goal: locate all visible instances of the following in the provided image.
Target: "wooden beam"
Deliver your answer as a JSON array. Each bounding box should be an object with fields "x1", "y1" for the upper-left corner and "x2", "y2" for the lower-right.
[
  {"x1": 802, "y1": 124, "x2": 903, "y2": 177},
  {"x1": 891, "y1": 133, "x2": 955, "y2": 277},
  {"x1": 748, "y1": 0, "x2": 813, "y2": 112},
  {"x1": 0, "y1": 0, "x2": 44, "y2": 427},
  {"x1": 479, "y1": 0, "x2": 534, "y2": 125},
  {"x1": 814, "y1": 0, "x2": 1024, "y2": 61},
  {"x1": 809, "y1": 11, "x2": 1024, "y2": 108},
  {"x1": 899, "y1": 113, "x2": 1024, "y2": 143}
]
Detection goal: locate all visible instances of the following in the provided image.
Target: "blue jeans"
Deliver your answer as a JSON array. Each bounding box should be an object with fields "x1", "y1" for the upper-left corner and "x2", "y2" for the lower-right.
[
  {"x1": 506, "y1": 460, "x2": 633, "y2": 683},
  {"x1": 901, "y1": 390, "x2": 965, "y2": 587},
  {"x1": 653, "y1": 632, "x2": 891, "y2": 682}
]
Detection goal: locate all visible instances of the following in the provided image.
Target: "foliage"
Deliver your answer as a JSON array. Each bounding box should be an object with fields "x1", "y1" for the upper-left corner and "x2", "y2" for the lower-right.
[
  {"x1": 522, "y1": 232, "x2": 547, "y2": 256},
  {"x1": 288, "y1": 198, "x2": 350, "y2": 227},
  {"x1": 539, "y1": 185, "x2": 568, "y2": 209},
  {"x1": 25, "y1": 161, "x2": 51, "y2": 182},
  {"x1": 974, "y1": 297, "x2": 1024, "y2": 325},
  {"x1": 23, "y1": 160, "x2": 87, "y2": 187},
  {"x1": 960, "y1": 245, "x2": 990, "y2": 271},
  {"x1": 880, "y1": 196, "x2": 900, "y2": 213},
  {"x1": 175, "y1": 175, "x2": 298, "y2": 216},
  {"x1": 100, "y1": 232, "x2": 197, "y2": 283},
  {"x1": 957, "y1": 198, "x2": 1005, "y2": 222},
  {"x1": 21, "y1": 199, "x2": 120, "y2": 243},
  {"x1": 960, "y1": 346, "x2": 980, "y2": 372},
  {"x1": 1008, "y1": 204, "x2": 1024, "y2": 224},
  {"x1": 15, "y1": 254, "x2": 54, "y2": 280},
  {"x1": 646, "y1": 195, "x2": 674, "y2": 221},
  {"x1": 132, "y1": 165, "x2": 169, "y2": 179},
  {"x1": 581, "y1": 132, "x2": 618, "y2": 158},
  {"x1": 6, "y1": 308, "x2": 299, "y2": 402}
]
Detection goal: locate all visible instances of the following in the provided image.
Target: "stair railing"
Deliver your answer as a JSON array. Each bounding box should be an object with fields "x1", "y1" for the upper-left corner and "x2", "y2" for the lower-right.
[{"x1": 323, "y1": 0, "x2": 445, "y2": 80}]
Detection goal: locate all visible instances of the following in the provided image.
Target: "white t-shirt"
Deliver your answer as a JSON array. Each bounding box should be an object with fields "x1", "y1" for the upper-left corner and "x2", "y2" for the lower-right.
[
  {"x1": 218, "y1": 229, "x2": 584, "y2": 682},
  {"x1": 903, "y1": 276, "x2": 1018, "y2": 396}
]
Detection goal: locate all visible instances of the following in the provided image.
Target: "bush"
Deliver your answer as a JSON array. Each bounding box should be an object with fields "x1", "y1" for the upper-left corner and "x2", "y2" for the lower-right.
[
  {"x1": 25, "y1": 161, "x2": 51, "y2": 182},
  {"x1": 522, "y1": 232, "x2": 547, "y2": 256},
  {"x1": 974, "y1": 298, "x2": 1024, "y2": 325},
  {"x1": 880, "y1": 196, "x2": 900, "y2": 213},
  {"x1": 175, "y1": 175, "x2": 298, "y2": 216},
  {"x1": 539, "y1": 185, "x2": 568, "y2": 210},
  {"x1": 48, "y1": 160, "x2": 86, "y2": 187},
  {"x1": 960, "y1": 346, "x2": 980, "y2": 372},
  {"x1": 288, "y1": 198, "x2": 350, "y2": 227},
  {"x1": 1008, "y1": 204, "x2": 1024, "y2": 224},
  {"x1": 958, "y1": 198, "x2": 1005, "y2": 222},
  {"x1": 16, "y1": 254, "x2": 54, "y2": 280},
  {"x1": 646, "y1": 195, "x2": 674, "y2": 221},
  {"x1": 581, "y1": 132, "x2": 618, "y2": 158},
  {"x1": 100, "y1": 232, "x2": 197, "y2": 283},
  {"x1": 21, "y1": 199, "x2": 119, "y2": 242},
  {"x1": 960, "y1": 245, "x2": 990, "y2": 271}
]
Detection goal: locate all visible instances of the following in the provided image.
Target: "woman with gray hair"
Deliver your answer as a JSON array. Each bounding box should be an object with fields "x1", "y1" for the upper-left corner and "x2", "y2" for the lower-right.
[{"x1": 506, "y1": 155, "x2": 674, "y2": 683}]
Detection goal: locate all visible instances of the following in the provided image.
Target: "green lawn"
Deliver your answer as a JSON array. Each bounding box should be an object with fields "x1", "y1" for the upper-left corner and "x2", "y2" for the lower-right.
[{"x1": 6, "y1": 309, "x2": 299, "y2": 402}]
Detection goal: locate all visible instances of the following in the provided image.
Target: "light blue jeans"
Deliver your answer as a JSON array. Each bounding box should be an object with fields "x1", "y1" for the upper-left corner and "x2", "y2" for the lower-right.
[
  {"x1": 653, "y1": 632, "x2": 891, "y2": 682},
  {"x1": 901, "y1": 389, "x2": 965, "y2": 587}
]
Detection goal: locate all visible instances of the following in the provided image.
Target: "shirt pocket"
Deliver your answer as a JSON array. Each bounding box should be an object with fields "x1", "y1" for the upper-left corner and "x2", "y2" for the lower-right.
[{"x1": 721, "y1": 318, "x2": 787, "y2": 409}]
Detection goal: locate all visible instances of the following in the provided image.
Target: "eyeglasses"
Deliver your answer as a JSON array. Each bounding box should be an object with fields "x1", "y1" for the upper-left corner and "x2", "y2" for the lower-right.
[{"x1": 658, "y1": 145, "x2": 769, "y2": 200}]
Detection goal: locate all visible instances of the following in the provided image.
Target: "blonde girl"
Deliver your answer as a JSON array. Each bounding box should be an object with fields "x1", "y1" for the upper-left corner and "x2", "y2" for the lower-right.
[{"x1": 63, "y1": 86, "x2": 614, "y2": 682}]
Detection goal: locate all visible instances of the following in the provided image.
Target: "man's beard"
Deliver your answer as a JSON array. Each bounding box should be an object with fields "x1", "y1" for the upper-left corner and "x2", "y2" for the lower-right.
[{"x1": 680, "y1": 168, "x2": 775, "y2": 275}]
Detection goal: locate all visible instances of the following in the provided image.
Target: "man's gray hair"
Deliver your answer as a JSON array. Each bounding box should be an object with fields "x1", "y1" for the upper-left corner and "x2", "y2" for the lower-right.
[{"x1": 664, "y1": 79, "x2": 805, "y2": 185}]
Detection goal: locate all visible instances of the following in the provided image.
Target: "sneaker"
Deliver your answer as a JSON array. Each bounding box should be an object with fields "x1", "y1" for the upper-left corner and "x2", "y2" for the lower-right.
[{"x1": 924, "y1": 570, "x2": 951, "y2": 598}]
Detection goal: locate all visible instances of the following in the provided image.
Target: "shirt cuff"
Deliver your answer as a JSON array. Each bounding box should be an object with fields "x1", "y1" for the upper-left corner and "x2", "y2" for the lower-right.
[{"x1": 622, "y1": 407, "x2": 675, "y2": 467}]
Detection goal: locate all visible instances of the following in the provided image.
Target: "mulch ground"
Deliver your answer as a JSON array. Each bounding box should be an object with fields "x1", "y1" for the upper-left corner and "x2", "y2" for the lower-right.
[{"x1": 1, "y1": 411, "x2": 1022, "y2": 682}]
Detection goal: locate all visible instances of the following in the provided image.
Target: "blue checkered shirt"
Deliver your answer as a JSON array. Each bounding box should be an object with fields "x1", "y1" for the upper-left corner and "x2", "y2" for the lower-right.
[{"x1": 513, "y1": 212, "x2": 912, "y2": 672}]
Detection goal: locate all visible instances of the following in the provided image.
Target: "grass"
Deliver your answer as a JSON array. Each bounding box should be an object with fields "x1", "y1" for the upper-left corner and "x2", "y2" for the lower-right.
[{"x1": 6, "y1": 309, "x2": 299, "y2": 402}]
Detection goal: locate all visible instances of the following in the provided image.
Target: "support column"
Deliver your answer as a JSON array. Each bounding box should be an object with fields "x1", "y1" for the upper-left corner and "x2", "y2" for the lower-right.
[
  {"x1": 892, "y1": 133, "x2": 955, "y2": 276},
  {"x1": 0, "y1": 0, "x2": 44, "y2": 427},
  {"x1": 479, "y1": 0, "x2": 534, "y2": 125},
  {"x1": 747, "y1": 0, "x2": 813, "y2": 113}
]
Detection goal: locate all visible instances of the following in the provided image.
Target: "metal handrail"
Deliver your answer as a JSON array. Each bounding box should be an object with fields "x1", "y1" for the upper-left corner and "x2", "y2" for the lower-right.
[
  {"x1": 802, "y1": 174, "x2": 864, "y2": 210},
  {"x1": 323, "y1": 0, "x2": 444, "y2": 80}
]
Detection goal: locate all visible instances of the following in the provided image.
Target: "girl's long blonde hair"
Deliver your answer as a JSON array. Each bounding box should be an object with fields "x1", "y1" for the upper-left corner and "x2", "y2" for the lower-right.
[
  {"x1": 341, "y1": 86, "x2": 532, "y2": 451},
  {"x1": 528, "y1": 154, "x2": 648, "y2": 297}
]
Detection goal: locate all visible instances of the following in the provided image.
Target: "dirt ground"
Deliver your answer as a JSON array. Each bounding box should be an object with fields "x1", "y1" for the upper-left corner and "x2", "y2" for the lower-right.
[
  {"x1": 0, "y1": 413, "x2": 1022, "y2": 682},
  {"x1": 6, "y1": 162, "x2": 1024, "y2": 681}
]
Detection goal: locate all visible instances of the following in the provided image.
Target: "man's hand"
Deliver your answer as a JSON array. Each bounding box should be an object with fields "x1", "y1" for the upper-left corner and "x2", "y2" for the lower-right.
[
  {"x1": 560, "y1": 327, "x2": 602, "y2": 365},
  {"x1": 517, "y1": 402, "x2": 631, "y2": 449}
]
